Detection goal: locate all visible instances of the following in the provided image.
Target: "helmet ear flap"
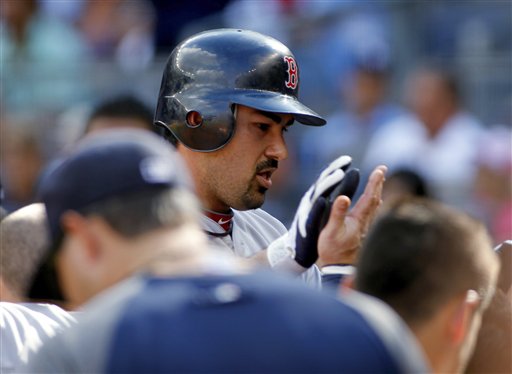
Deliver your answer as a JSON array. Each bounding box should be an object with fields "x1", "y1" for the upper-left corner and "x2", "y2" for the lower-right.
[
  {"x1": 171, "y1": 101, "x2": 236, "y2": 152},
  {"x1": 155, "y1": 93, "x2": 235, "y2": 152}
]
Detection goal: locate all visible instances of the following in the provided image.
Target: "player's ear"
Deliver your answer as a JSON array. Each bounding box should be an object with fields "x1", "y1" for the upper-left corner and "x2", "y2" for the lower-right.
[
  {"x1": 60, "y1": 211, "x2": 101, "y2": 262},
  {"x1": 447, "y1": 290, "x2": 480, "y2": 346}
]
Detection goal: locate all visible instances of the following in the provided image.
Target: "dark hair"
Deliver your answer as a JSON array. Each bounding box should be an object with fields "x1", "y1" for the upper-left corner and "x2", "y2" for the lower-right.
[
  {"x1": 80, "y1": 187, "x2": 199, "y2": 238},
  {"x1": 355, "y1": 198, "x2": 496, "y2": 328},
  {"x1": 85, "y1": 95, "x2": 154, "y2": 133},
  {"x1": 386, "y1": 169, "x2": 430, "y2": 197},
  {"x1": 416, "y1": 64, "x2": 461, "y2": 105},
  {"x1": 435, "y1": 68, "x2": 460, "y2": 106}
]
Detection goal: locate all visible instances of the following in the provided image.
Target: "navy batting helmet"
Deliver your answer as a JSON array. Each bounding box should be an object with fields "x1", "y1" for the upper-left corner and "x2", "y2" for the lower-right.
[{"x1": 154, "y1": 28, "x2": 326, "y2": 152}]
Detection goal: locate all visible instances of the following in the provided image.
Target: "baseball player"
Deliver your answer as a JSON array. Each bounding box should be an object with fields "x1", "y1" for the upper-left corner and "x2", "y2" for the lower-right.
[{"x1": 154, "y1": 29, "x2": 387, "y2": 284}]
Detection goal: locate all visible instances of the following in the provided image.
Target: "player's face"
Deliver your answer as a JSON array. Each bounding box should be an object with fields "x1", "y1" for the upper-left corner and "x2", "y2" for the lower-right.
[{"x1": 180, "y1": 105, "x2": 293, "y2": 212}]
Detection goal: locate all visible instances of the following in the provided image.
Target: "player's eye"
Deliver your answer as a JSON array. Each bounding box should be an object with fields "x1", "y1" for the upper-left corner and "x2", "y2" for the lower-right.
[{"x1": 256, "y1": 123, "x2": 270, "y2": 132}]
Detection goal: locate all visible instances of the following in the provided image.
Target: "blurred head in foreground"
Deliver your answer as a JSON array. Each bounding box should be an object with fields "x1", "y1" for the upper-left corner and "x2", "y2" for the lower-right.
[{"x1": 355, "y1": 198, "x2": 499, "y2": 373}]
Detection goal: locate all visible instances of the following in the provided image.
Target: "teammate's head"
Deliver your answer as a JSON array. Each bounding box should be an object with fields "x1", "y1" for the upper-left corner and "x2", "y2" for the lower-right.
[
  {"x1": 31, "y1": 129, "x2": 203, "y2": 307},
  {"x1": 355, "y1": 198, "x2": 499, "y2": 373},
  {"x1": 84, "y1": 95, "x2": 154, "y2": 135},
  {"x1": 154, "y1": 29, "x2": 325, "y2": 212},
  {"x1": 0, "y1": 203, "x2": 49, "y2": 302},
  {"x1": 382, "y1": 168, "x2": 430, "y2": 203}
]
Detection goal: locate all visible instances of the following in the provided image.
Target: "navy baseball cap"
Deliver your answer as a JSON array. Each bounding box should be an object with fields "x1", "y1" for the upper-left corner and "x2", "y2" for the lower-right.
[{"x1": 39, "y1": 129, "x2": 192, "y2": 250}]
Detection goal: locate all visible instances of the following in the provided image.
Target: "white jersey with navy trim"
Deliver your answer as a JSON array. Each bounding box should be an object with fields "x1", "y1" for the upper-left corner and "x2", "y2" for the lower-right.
[
  {"x1": 0, "y1": 302, "x2": 75, "y2": 373},
  {"x1": 201, "y1": 208, "x2": 321, "y2": 288}
]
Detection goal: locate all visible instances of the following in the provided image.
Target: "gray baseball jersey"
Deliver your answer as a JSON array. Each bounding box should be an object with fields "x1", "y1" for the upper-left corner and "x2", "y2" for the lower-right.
[{"x1": 201, "y1": 208, "x2": 321, "y2": 288}]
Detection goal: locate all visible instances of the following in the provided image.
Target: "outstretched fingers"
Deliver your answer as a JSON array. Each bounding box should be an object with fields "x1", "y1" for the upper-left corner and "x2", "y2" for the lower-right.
[
  {"x1": 317, "y1": 166, "x2": 387, "y2": 267},
  {"x1": 325, "y1": 195, "x2": 351, "y2": 230},
  {"x1": 351, "y1": 165, "x2": 387, "y2": 229}
]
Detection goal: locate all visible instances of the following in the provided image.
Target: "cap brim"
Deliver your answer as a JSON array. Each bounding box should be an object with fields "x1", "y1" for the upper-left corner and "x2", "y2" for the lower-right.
[{"x1": 231, "y1": 91, "x2": 326, "y2": 126}]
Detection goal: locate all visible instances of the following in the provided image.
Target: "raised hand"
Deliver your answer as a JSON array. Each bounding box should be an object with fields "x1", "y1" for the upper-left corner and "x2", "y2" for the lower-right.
[
  {"x1": 267, "y1": 155, "x2": 352, "y2": 271},
  {"x1": 317, "y1": 165, "x2": 387, "y2": 267}
]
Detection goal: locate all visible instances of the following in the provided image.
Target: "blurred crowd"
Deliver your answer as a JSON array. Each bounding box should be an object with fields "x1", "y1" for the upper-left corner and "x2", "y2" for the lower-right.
[{"x1": 0, "y1": 1, "x2": 511, "y2": 373}]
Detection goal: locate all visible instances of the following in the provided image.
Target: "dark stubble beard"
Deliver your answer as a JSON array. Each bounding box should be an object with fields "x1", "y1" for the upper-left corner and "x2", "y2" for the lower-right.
[{"x1": 239, "y1": 159, "x2": 279, "y2": 210}]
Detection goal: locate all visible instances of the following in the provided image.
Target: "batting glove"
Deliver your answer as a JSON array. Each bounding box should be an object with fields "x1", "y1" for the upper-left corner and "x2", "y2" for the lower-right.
[{"x1": 267, "y1": 155, "x2": 353, "y2": 273}]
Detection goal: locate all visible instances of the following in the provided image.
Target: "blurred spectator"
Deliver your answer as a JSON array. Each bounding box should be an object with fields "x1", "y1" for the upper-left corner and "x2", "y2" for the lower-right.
[
  {"x1": 0, "y1": 114, "x2": 54, "y2": 212},
  {"x1": 362, "y1": 65, "x2": 484, "y2": 209},
  {"x1": 308, "y1": 4, "x2": 396, "y2": 114},
  {"x1": 472, "y1": 126, "x2": 512, "y2": 244},
  {"x1": 354, "y1": 198, "x2": 500, "y2": 373},
  {"x1": 25, "y1": 129, "x2": 426, "y2": 373},
  {"x1": 299, "y1": 46, "x2": 403, "y2": 182},
  {"x1": 415, "y1": 2, "x2": 510, "y2": 70},
  {"x1": 77, "y1": 0, "x2": 156, "y2": 71},
  {"x1": 0, "y1": 204, "x2": 75, "y2": 373},
  {"x1": 0, "y1": 0, "x2": 89, "y2": 112},
  {"x1": 83, "y1": 95, "x2": 154, "y2": 136},
  {"x1": 382, "y1": 168, "x2": 430, "y2": 203}
]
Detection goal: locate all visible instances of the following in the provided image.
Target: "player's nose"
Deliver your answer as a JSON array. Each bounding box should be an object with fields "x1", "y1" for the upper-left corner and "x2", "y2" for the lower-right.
[{"x1": 265, "y1": 132, "x2": 288, "y2": 161}]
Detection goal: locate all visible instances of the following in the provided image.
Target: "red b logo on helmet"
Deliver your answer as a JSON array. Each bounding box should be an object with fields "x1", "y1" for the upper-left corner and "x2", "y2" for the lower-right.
[{"x1": 284, "y1": 56, "x2": 298, "y2": 89}]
